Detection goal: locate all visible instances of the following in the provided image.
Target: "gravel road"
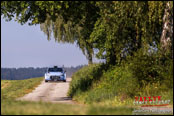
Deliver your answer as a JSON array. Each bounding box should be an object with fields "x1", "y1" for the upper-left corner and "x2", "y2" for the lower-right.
[{"x1": 17, "y1": 78, "x2": 74, "y2": 104}]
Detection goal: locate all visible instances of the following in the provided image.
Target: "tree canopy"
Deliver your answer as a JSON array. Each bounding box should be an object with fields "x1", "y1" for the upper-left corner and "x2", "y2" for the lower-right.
[{"x1": 1, "y1": 1, "x2": 173, "y2": 65}]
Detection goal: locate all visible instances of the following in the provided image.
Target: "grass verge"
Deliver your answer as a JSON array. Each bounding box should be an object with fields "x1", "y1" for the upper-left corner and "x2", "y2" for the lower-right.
[
  {"x1": 1, "y1": 77, "x2": 134, "y2": 115},
  {"x1": 68, "y1": 63, "x2": 173, "y2": 110},
  {"x1": 1, "y1": 77, "x2": 43, "y2": 100}
]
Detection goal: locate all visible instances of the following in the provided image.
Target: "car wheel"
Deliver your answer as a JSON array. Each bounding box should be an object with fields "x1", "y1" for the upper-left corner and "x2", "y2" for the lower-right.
[
  {"x1": 45, "y1": 80, "x2": 48, "y2": 82},
  {"x1": 63, "y1": 80, "x2": 66, "y2": 82}
]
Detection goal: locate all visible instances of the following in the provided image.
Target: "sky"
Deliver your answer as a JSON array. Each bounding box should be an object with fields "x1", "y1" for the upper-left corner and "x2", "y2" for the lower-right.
[{"x1": 1, "y1": 18, "x2": 98, "y2": 68}]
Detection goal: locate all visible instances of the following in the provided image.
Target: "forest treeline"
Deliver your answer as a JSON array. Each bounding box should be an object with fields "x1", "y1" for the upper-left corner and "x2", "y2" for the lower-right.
[{"x1": 1, "y1": 66, "x2": 84, "y2": 80}]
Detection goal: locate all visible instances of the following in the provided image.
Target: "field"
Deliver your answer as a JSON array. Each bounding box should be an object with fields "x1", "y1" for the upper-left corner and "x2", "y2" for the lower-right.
[
  {"x1": 1, "y1": 63, "x2": 173, "y2": 115},
  {"x1": 1, "y1": 77, "x2": 133, "y2": 115},
  {"x1": 1, "y1": 71, "x2": 173, "y2": 115}
]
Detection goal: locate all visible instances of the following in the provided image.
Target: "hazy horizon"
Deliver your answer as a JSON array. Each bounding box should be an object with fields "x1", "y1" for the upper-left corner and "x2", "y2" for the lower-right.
[{"x1": 1, "y1": 64, "x2": 86, "y2": 69}]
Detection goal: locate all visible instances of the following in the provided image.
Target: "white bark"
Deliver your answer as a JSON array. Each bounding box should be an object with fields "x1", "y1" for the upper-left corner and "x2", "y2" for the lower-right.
[{"x1": 160, "y1": 2, "x2": 173, "y2": 54}]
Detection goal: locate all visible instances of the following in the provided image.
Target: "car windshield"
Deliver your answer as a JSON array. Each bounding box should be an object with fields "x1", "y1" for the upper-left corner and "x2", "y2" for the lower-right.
[{"x1": 48, "y1": 68, "x2": 63, "y2": 72}]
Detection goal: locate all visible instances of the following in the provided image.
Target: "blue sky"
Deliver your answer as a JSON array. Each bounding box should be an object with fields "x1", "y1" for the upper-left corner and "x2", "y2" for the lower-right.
[{"x1": 1, "y1": 18, "x2": 94, "y2": 68}]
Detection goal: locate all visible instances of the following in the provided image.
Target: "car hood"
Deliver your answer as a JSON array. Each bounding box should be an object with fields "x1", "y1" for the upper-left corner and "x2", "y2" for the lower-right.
[{"x1": 46, "y1": 72, "x2": 63, "y2": 76}]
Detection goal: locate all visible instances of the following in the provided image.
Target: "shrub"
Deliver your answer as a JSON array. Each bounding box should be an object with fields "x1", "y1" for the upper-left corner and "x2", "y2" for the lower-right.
[
  {"x1": 128, "y1": 49, "x2": 167, "y2": 87},
  {"x1": 68, "y1": 63, "x2": 106, "y2": 97},
  {"x1": 68, "y1": 49, "x2": 173, "y2": 105},
  {"x1": 84, "y1": 65, "x2": 139, "y2": 103}
]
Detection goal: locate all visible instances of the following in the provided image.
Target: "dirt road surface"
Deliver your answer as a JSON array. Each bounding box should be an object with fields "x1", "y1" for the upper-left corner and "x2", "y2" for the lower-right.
[{"x1": 17, "y1": 78, "x2": 74, "y2": 104}]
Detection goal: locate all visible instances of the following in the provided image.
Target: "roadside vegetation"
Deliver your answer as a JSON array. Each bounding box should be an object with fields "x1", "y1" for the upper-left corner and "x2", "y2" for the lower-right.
[
  {"x1": 1, "y1": 77, "x2": 43, "y2": 100},
  {"x1": 1, "y1": 77, "x2": 133, "y2": 115},
  {"x1": 68, "y1": 50, "x2": 173, "y2": 107}
]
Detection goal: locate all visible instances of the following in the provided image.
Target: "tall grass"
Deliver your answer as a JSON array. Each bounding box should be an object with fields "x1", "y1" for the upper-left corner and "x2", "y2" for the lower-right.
[
  {"x1": 1, "y1": 77, "x2": 43, "y2": 100},
  {"x1": 1, "y1": 77, "x2": 134, "y2": 115},
  {"x1": 68, "y1": 63, "x2": 107, "y2": 97},
  {"x1": 68, "y1": 53, "x2": 173, "y2": 107}
]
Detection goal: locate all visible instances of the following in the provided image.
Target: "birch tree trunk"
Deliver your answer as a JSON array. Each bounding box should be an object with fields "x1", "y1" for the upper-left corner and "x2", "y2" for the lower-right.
[{"x1": 160, "y1": 1, "x2": 173, "y2": 57}]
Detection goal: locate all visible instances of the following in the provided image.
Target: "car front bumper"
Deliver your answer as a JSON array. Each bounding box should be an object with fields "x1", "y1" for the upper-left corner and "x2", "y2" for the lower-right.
[{"x1": 45, "y1": 75, "x2": 66, "y2": 81}]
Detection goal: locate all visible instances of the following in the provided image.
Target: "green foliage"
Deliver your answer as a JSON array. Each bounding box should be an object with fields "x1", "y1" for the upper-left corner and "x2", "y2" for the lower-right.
[
  {"x1": 1, "y1": 1, "x2": 172, "y2": 65},
  {"x1": 68, "y1": 64, "x2": 136, "y2": 103},
  {"x1": 68, "y1": 63, "x2": 106, "y2": 97},
  {"x1": 90, "y1": 1, "x2": 166, "y2": 65},
  {"x1": 1, "y1": 1, "x2": 65, "y2": 25},
  {"x1": 128, "y1": 51, "x2": 162, "y2": 85},
  {"x1": 68, "y1": 56, "x2": 173, "y2": 105},
  {"x1": 39, "y1": 2, "x2": 100, "y2": 64},
  {"x1": 77, "y1": 65, "x2": 139, "y2": 103},
  {"x1": 161, "y1": 58, "x2": 173, "y2": 89},
  {"x1": 128, "y1": 48, "x2": 173, "y2": 88}
]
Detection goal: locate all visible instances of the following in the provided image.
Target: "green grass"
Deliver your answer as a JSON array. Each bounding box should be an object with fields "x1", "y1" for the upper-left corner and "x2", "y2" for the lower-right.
[
  {"x1": 68, "y1": 63, "x2": 173, "y2": 108},
  {"x1": 68, "y1": 63, "x2": 106, "y2": 98},
  {"x1": 1, "y1": 100, "x2": 135, "y2": 115},
  {"x1": 1, "y1": 77, "x2": 43, "y2": 100},
  {"x1": 1, "y1": 77, "x2": 134, "y2": 115},
  {"x1": 67, "y1": 63, "x2": 173, "y2": 115},
  {"x1": 1, "y1": 77, "x2": 86, "y2": 115},
  {"x1": 2, "y1": 73, "x2": 172, "y2": 115},
  {"x1": 86, "y1": 105, "x2": 133, "y2": 115},
  {"x1": 1, "y1": 100, "x2": 87, "y2": 115}
]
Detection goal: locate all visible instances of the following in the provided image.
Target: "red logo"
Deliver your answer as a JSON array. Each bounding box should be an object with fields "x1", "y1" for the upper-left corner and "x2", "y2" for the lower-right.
[{"x1": 134, "y1": 96, "x2": 170, "y2": 107}]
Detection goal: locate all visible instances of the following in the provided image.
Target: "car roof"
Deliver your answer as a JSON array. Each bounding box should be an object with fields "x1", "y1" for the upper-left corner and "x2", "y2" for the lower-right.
[{"x1": 47, "y1": 67, "x2": 63, "y2": 69}]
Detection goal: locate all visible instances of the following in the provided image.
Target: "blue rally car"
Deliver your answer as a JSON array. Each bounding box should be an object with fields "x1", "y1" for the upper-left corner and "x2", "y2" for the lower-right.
[{"x1": 45, "y1": 66, "x2": 66, "y2": 82}]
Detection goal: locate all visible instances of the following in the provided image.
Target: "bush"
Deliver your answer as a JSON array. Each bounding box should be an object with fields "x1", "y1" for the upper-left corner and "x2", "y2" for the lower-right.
[
  {"x1": 160, "y1": 57, "x2": 173, "y2": 89},
  {"x1": 68, "y1": 49, "x2": 173, "y2": 105},
  {"x1": 128, "y1": 49, "x2": 171, "y2": 87},
  {"x1": 68, "y1": 63, "x2": 139, "y2": 103},
  {"x1": 68, "y1": 63, "x2": 106, "y2": 97},
  {"x1": 84, "y1": 65, "x2": 139, "y2": 103}
]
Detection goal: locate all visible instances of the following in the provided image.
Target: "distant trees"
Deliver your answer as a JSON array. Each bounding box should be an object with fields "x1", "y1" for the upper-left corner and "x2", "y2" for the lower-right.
[
  {"x1": 1, "y1": 67, "x2": 46, "y2": 80},
  {"x1": 1, "y1": 66, "x2": 84, "y2": 80}
]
